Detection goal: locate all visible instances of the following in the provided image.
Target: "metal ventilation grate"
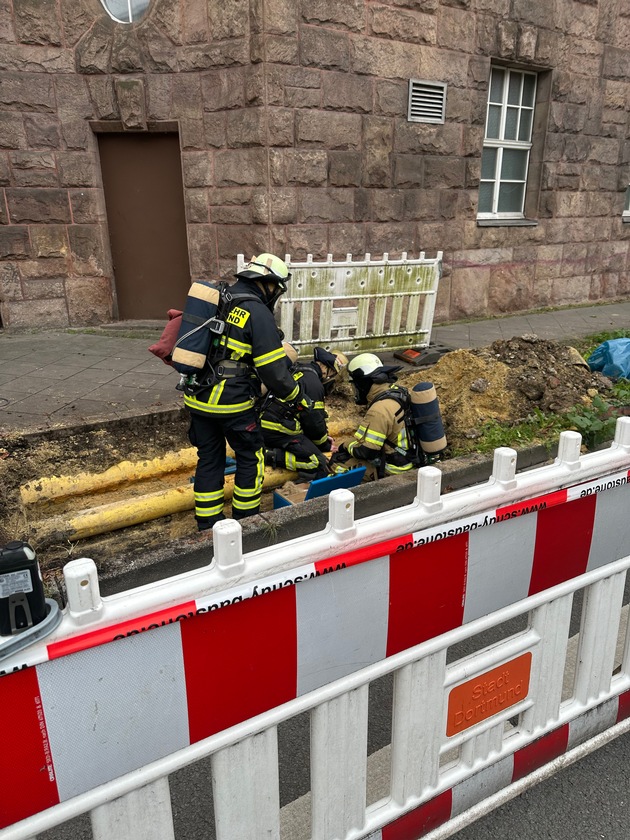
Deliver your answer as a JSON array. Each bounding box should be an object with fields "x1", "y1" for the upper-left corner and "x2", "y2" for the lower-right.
[{"x1": 407, "y1": 79, "x2": 447, "y2": 124}]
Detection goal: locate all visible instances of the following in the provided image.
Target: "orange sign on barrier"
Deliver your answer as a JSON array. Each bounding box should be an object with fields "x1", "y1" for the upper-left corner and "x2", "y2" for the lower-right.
[{"x1": 447, "y1": 652, "x2": 532, "y2": 737}]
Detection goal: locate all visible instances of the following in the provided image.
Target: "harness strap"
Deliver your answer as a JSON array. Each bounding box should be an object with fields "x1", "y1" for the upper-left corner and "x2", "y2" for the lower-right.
[{"x1": 214, "y1": 359, "x2": 252, "y2": 378}]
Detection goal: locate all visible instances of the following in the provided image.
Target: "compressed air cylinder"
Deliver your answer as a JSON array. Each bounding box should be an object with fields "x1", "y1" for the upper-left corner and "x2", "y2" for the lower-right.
[
  {"x1": 171, "y1": 281, "x2": 221, "y2": 374},
  {"x1": 410, "y1": 382, "x2": 447, "y2": 454}
]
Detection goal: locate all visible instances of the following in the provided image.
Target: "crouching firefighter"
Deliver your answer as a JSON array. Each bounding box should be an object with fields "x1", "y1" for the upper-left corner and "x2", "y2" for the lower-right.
[
  {"x1": 171, "y1": 254, "x2": 309, "y2": 531},
  {"x1": 329, "y1": 353, "x2": 447, "y2": 480},
  {"x1": 261, "y1": 346, "x2": 348, "y2": 481}
]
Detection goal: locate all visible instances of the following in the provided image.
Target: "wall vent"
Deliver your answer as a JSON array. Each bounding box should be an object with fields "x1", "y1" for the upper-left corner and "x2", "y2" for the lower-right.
[{"x1": 407, "y1": 80, "x2": 447, "y2": 124}]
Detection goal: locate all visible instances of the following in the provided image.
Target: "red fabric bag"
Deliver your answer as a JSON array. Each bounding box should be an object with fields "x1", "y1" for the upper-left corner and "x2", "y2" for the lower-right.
[{"x1": 148, "y1": 309, "x2": 183, "y2": 367}]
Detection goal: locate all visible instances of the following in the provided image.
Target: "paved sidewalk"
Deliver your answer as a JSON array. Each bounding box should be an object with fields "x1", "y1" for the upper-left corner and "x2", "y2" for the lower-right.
[{"x1": 1, "y1": 301, "x2": 630, "y2": 437}]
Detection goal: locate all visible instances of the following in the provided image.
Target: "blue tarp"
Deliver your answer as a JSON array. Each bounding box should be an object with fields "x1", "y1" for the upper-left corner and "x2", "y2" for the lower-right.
[{"x1": 587, "y1": 338, "x2": 630, "y2": 380}]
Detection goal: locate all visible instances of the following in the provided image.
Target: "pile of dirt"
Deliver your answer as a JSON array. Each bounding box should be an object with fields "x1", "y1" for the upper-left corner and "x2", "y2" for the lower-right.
[{"x1": 326, "y1": 335, "x2": 614, "y2": 452}]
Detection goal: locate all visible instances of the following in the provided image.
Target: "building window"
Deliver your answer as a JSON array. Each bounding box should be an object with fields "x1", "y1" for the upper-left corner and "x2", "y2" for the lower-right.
[
  {"x1": 99, "y1": 0, "x2": 151, "y2": 23},
  {"x1": 623, "y1": 186, "x2": 630, "y2": 220},
  {"x1": 478, "y1": 67, "x2": 537, "y2": 220}
]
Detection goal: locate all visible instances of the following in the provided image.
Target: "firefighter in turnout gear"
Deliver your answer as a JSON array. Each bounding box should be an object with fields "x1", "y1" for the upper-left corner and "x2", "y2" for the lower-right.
[
  {"x1": 329, "y1": 352, "x2": 414, "y2": 480},
  {"x1": 261, "y1": 346, "x2": 348, "y2": 481},
  {"x1": 175, "y1": 254, "x2": 308, "y2": 530}
]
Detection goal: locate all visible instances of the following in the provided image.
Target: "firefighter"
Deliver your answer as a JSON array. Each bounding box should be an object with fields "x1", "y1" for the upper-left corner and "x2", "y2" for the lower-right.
[
  {"x1": 261, "y1": 346, "x2": 348, "y2": 481},
  {"x1": 183, "y1": 254, "x2": 309, "y2": 530},
  {"x1": 329, "y1": 352, "x2": 415, "y2": 479}
]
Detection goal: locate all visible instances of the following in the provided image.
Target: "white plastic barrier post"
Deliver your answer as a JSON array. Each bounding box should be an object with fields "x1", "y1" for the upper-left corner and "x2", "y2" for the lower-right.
[
  {"x1": 212, "y1": 728, "x2": 280, "y2": 840},
  {"x1": 311, "y1": 686, "x2": 369, "y2": 839},
  {"x1": 90, "y1": 778, "x2": 175, "y2": 840}
]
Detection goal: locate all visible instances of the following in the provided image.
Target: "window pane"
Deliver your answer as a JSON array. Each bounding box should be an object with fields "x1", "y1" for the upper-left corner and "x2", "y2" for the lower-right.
[
  {"x1": 100, "y1": 0, "x2": 152, "y2": 21},
  {"x1": 101, "y1": 0, "x2": 131, "y2": 20},
  {"x1": 132, "y1": 0, "x2": 151, "y2": 18},
  {"x1": 497, "y1": 182, "x2": 525, "y2": 213},
  {"x1": 486, "y1": 105, "x2": 501, "y2": 139},
  {"x1": 518, "y1": 109, "x2": 533, "y2": 142},
  {"x1": 489, "y1": 69, "x2": 505, "y2": 103},
  {"x1": 624, "y1": 186, "x2": 630, "y2": 213},
  {"x1": 481, "y1": 147, "x2": 497, "y2": 179},
  {"x1": 500, "y1": 148, "x2": 528, "y2": 180},
  {"x1": 478, "y1": 182, "x2": 495, "y2": 213},
  {"x1": 504, "y1": 107, "x2": 518, "y2": 140},
  {"x1": 507, "y1": 72, "x2": 521, "y2": 106},
  {"x1": 522, "y1": 74, "x2": 536, "y2": 108}
]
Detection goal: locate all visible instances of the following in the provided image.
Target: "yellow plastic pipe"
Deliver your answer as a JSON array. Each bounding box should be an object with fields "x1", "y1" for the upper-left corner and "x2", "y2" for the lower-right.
[
  {"x1": 20, "y1": 448, "x2": 200, "y2": 506},
  {"x1": 30, "y1": 468, "x2": 295, "y2": 544},
  {"x1": 21, "y1": 420, "x2": 355, "y2": 507}
]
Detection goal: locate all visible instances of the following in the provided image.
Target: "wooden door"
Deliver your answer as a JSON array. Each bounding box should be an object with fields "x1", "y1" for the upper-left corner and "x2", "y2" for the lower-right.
[{"x1": 98, "y1": 132, "x2": 191, "y2": 320}]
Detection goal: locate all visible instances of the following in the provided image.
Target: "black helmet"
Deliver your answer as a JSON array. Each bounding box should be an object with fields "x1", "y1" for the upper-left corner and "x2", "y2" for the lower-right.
[{"x1": 313, "y1": 347, "x2": 348, "y2": 394}]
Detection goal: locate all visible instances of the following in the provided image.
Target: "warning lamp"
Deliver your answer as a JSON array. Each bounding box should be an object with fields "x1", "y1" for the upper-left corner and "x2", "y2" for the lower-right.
[
  {"x1": 0, "y1": 541, "x2": 61, "y2": 661},
  {"x1": 0, "y1": 541, "x2": 48, "y2": 636}
]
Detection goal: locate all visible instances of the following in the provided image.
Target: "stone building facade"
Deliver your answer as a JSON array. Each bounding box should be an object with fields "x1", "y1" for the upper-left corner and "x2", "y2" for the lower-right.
[{"x1": 1, "y1": 0, "x2": 630, "y2": 329}]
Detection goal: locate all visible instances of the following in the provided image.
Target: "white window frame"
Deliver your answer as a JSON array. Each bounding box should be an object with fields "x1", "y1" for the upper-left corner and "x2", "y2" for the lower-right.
[
  {"x1": 99, "y1": 0, "x2": 151, "y2": 24},
  {"x1": 478, "y1": 67, "x2": 538, "y2": 221}
]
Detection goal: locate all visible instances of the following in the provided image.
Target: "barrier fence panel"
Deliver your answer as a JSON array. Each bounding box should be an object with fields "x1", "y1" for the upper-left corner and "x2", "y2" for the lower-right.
[
  {"x1": 236, "y1": 252, "x2": 443, "y2": 356},
  {"x1": 1, "y1": 419, "x2": 630, "y2": 840}
]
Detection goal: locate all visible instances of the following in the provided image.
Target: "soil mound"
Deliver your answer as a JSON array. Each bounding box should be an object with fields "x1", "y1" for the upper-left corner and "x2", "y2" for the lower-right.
[{"x1": 326, "y1": 335, "x2": 613, "y2": 451}]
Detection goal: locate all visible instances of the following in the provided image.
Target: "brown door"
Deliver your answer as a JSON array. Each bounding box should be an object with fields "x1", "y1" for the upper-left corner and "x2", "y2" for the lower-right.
[{"x1": 98, "y1": 132, "x2": 191, "y2": 320}]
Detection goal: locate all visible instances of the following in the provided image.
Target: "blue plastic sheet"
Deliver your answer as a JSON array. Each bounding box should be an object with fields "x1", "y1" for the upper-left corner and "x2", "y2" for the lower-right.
[{"x1": 587, "y1": 338, "x2": 630, "y2": 379}]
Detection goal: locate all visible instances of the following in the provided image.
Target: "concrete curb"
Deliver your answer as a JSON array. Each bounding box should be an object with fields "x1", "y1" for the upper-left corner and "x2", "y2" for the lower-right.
[
  {"x1": 1, "y1": 406, "x2": 187, "y2": 444},
  {"x1": 90, "y1": 442, "x2": 558, "y2": 598}
]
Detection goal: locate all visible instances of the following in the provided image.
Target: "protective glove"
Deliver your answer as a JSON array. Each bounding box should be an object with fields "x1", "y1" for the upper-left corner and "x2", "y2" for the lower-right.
[{"x1": 329, "y1": 443, "x2": 351, "y2": 466}]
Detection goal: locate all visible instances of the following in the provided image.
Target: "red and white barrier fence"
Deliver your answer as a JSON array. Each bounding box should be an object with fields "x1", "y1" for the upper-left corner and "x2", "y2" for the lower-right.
[{"x1": 2, "y1": 420, "x2": 630, "y2": 840}]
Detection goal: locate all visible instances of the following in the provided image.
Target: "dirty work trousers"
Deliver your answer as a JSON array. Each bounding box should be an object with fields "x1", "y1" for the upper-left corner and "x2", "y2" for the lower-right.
[
  {"x1": 263, "y1": 429, "x2": 330, "y2": 481},
  {"x1": 188, "y1": 409, "x2": 265, "y2": 530}
]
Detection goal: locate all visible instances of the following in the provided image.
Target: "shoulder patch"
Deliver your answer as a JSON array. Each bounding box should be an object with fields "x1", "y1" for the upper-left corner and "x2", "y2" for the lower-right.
[{"x1": 226, "y1": 306, "x2": 250, "y2": 328}]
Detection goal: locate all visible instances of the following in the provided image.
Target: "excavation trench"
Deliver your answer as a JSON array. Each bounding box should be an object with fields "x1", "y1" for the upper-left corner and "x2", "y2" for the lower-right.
[
  {"x1": 2, "y1": 336, "x2": 616, "y2": 574},
  {"x1": 18, "y1": 418, "x2": 356, "y2": 549}
]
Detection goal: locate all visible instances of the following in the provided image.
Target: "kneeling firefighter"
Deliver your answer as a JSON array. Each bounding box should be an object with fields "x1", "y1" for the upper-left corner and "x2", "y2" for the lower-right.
[
  {"x1": 261, "y1": 346, "x2": 348, "y2": 481},
  {"x1": 329, "y1": 353, "x2": 447, "y2": 479},
  {"x1": 172, "y1": 254, "x2": 310, "y2": 530}
]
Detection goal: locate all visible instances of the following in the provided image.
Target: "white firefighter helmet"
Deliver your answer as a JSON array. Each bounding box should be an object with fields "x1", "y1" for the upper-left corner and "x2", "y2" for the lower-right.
[{"x1": 237, "y1": 253, "x2": 290, "y2": 283}]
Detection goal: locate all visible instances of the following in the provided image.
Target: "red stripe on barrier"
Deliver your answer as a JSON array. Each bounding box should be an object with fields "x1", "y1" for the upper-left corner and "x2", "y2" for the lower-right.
[
  {"x1": 0, "y1": 667, "x2": 59, "y2": 829},
  {"x1": 382, "y1": 790, "x2": 452, "y2": 840},
  {"x1": 47, "y1": 601, "x2": 198, "y2": 659},
  {"x1": 496, "y1": 488, "x2": 567, "y2": 519},
  {"x1": 386, "y1": 534, "x2": 468, "y2": 657},
  {"x1": 182, "y1": 586, "x2": 297, "y2": 743},
  {"x1": 512, "y1": 724, "x2": 569, "y2": 782},
  {"x1": 528, "y1": 495, "x2": 596, "y2": 596},
  {"x1": 616, "y1": 689, "x2": 630, "y2": 723},
  {"x1": 317, "y1": 533, "x2": 414, "y2": 573}
]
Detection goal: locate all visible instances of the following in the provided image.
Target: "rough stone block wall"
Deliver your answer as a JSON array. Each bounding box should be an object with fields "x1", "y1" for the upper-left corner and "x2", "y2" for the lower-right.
[{"x1": 0, "y1": 0, "x2": 630, "y2": 328}]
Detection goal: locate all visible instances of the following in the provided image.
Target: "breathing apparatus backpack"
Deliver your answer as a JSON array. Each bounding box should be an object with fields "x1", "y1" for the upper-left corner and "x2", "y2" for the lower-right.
[
  {"x1": 171, "y1": 280, "x2": 260, "y2": 395},
  {"x1": 372, "y1": 383, "x2": 447, "y2": 467}
]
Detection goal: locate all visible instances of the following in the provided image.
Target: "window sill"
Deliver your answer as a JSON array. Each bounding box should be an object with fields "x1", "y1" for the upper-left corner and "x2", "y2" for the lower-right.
[
  {"x1": 476, "y1": 219, "x2": 538, "y2": 227},
  {"x1": 623, "y1": 216, "x2": 630, "y2": 224}
]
